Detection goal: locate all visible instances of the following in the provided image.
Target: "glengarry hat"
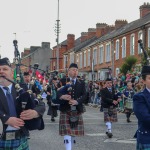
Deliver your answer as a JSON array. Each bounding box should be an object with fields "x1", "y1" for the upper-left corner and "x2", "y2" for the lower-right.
[
  {"x1": 0, "y1": 57, "x2": 11, "y2": 67},
  {"x1": 141, "y1": 65, "x2": 150, "y2": 75},
  {"x1": 23, "y1": 71, "x2": 30, "y2": 76},
  {"x1": 69, "y1": 63, "x2": 78, "y2": 69},
  {"x1": 105, "y1": 78, "x2": 112, "y2": 81}
]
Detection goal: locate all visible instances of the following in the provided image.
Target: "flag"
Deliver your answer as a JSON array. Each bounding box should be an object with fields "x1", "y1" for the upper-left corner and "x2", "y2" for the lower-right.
[
  {"x1": 35, "y1": 70, "x2": 44, "y2": 80},
  {"x1": 13, "y1": 68, "x2": 17, "y2": 81}
]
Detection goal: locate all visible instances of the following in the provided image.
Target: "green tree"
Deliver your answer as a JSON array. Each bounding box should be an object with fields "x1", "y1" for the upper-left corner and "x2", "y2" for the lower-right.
[{"x1": 120, "y1": 56, "x2": 137, "y2": 75}]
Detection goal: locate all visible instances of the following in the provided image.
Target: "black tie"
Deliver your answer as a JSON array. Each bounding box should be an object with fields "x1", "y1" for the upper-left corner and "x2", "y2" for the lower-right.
[{"x1": 3, "y1": 87, "x2": 17, "y2": 117}]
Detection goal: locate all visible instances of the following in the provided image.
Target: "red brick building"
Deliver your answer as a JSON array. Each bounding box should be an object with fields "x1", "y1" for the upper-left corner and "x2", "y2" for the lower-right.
[{"x1": 51, "y1": 3, "x2": 150, "y2": 80}]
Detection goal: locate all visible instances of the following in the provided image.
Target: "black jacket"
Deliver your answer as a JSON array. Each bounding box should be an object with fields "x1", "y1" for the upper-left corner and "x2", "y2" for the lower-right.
[
  {"x1": 100, "y1": 87, "x2": 118, "y2": 108},
  {"x1": 0, "y1": 84, "x2": 45, "y2": 133},
  {"x1": 55, "y1": 79, "x2": 86, "y2": 113}
]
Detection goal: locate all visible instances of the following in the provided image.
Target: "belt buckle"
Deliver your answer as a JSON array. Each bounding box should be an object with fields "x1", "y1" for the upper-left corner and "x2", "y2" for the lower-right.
[
  {"x1": 71, "y1": 106, "x2": 76, "y2": 111},
  {"x1": 5, "y1": 132, "x2": 16, "y2": 140}
]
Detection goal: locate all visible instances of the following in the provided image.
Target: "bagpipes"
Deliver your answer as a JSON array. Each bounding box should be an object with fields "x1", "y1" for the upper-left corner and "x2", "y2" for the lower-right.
[
  {"x1": 138, "y1": 39, "x2": 150, "y2": 65},
  {"x1": 1, "y1": 76, "x2": 44, "y2": 131},
  {"x1": 57, "y1": 78, "x2": 72, "y2": 96}
]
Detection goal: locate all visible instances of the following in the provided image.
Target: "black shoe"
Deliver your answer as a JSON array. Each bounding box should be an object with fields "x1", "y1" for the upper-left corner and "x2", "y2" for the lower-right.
[
  {"x1": 107, "y1": 132, "x2": 113, "y2": 138},
  {"x1": 106, "y1": 131, "x2": 108, "y2": 135},
  {"x1": 127, "y1": 118, "x2": 131, "y2": 123},
  {"x1": 51, "y1": 118, "x2": 55, "y2": 122}
]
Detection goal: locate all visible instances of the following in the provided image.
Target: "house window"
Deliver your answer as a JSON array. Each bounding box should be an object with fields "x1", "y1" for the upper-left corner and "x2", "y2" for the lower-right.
[
  {"x1": 76, "y1": 54, "x2": 79, "y2": 66},
  {"x1": 87, "y1": 50, "x2": 90, "y2": 66},
  {"x1": 93, "y1": 49, "x2": 97, "y2": 65},
  {"x1": 79, "y1": 53, "x2": 82, "y2": 68},
  {"x1": 99, "y1": 45, "x2": 104, "y2": 64},
  {"x1": 148, "y1": 28, "x2": 150, "y2": 48},
  {"x1": 116, "y1": 68, "x2": 120, "y2": 76},
  {"x1": 106, "y1": 43, "x2": 111, "y2": 62},
  {"x1": 115, "y1": 40, "x2": 119, "y2": 60},
  {"x1": 122, "y1": 37, "x2": 126, "y2": 58},
  {"x1": 70, "y1": 53, "x2": 74, "y2": 63},
  {"x1": 84, "y1": 51, "x2": 86, "y2": 67},
  {"x1": 130, "y1": 34, "x2": 135, "y2": 55},
  {"x1": 138, "y1": 31, "x2": 143, "y2": 54}
]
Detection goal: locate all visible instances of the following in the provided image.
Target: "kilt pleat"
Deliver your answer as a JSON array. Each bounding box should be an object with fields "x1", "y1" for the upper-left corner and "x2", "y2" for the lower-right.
[
  {"x1": 136, "y1": 143, "x2": 150, "y2": 150},
  {"x1": 59, "y1": 112, "x2": 84, "y2": 136},
  {"x1": 103, "y1": 107, "x2": 118, "y2": 122},
  {"x1": 0, "y1": 137, "x2": 29, "y2": 150}
]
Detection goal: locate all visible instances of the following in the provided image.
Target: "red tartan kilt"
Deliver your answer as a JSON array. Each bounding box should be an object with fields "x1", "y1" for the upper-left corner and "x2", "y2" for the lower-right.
[
  {"x1": 59, "y1": 112, "x2": 84, "y2": 136},
  {"x1": 103, "y1": 107, "x2": 118, "y2": 122}
]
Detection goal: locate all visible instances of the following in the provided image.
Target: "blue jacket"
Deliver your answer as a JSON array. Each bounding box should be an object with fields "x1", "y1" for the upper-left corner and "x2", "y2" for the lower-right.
[{"x1": 133, "y1": 88, "x2": 150, "y2": 144}]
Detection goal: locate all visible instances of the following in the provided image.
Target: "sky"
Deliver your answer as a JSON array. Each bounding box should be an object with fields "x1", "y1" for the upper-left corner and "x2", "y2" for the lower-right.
[{"x1": 0, "y1": 0, "x2": 148, "y2": 62}]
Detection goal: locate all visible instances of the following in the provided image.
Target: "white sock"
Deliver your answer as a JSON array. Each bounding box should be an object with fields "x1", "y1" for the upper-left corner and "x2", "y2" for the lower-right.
[
  {"x1": 71, "y1": 136, "x2": 76, "y2": 146},
  {"x1": 64, "y1": 135, "x2": 72, "y2": 150},
  {"x1": 106, "y1": 122, "x2": 112, "y2": 132}
]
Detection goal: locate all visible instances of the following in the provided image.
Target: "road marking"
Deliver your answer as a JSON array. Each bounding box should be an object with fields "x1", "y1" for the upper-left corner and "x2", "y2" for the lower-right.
[
  {"x1": 104, "y1": 138, "x2": 136, "y2": 144},
  {"x1": 86, "y1": 133, "x2": 106, "y2": 136}
]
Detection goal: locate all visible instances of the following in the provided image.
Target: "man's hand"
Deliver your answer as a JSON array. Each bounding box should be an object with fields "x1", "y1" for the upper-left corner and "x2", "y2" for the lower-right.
[
  {"x1": 20, "y1": 109, "x2": 39, "y2": 120},
  {"x1": 47, "y1": 92, "x2": 51, "y2": 95},
  {"x1": 60, "y1": 94, "x2": 71, "y2": 101},
  {"x1": 113, "y1": 100, "x2": 118, "y2": 105},
  {"x1": 117, "y1": 97, "x2": 122, "y2": 102},
  {"x1": 69, "y1": 99, "x2": 78, "y2": 105},
  {"x1": 5, "y1": 117, "x2": 25, "y2": 129}
]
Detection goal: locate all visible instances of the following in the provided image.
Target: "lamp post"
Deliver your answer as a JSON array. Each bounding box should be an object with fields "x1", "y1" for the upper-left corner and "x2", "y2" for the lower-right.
[
  {"x1": 55, "y1": 0, "x2": 61, "y2": 72},
  {"x1": 64, "y1": 54, "x2": 68, "y2": 77}
]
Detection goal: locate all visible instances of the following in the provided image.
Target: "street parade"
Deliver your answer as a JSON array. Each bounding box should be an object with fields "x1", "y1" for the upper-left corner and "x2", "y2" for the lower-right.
[{"x1": 0, "y1": 1, "x2": 150, "y2": 150}]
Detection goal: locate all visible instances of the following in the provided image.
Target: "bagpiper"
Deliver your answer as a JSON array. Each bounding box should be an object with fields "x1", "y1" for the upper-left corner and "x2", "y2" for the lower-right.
[
  {"x1": 100, "y1": 78, "x2": 121, "y2": 138},
  {"x1": 0, "y1": 57, "x2": 45, "y2": 150},
  {"x1": 54, "y1": 63, "x2": 86, "y2": 150},
  {"x1": 133, "y1": 65, "x2": 150, "y2": 150}
]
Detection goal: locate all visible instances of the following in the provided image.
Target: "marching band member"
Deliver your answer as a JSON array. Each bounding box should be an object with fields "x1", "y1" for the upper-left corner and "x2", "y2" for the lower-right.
[
  {"x1": 46, "y1": 77, "x2": 58, "y2": 122},
  {"x1": 133, "y1": 66, "x2": 150, "y2": 150},
  {"x1": 20, "y1": 72, "x2": 32, "y2": 91},
  {"x1": 100, "y1": 78, "x2": 121, "y2": 138},
  {"x1": 0, "y1": 57, "x2": 45, "y2": 150},
  {"x1": 122, "y1": 81, "x2": 135, "y2": 123},
  {"x1": 55, "y1": 63, "x2": 86, "y2": 150}
]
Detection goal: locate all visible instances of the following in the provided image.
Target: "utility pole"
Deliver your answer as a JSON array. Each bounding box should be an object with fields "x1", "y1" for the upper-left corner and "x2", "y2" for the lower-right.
[{"x1": 55, "y1": 0, "x2": 61, "y2": 72}]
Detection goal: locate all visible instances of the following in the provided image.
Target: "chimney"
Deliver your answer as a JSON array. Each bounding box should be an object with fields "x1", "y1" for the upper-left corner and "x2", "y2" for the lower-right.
[
  {"x1": 105, "y1": 25, "x2": 115, "y2": 33},
  {"x1": 67, "y1": 34, "x2": 75, "y2": 50},
  {"x1": 42, "y1": 42, "x2": 50, "y2": 49},
  {"x1": 140, "y1": 2, "x2": 150, "y2": 18},
  {"x1": 88, "y1": 28, "x2": 96, "y2": 39},
  {"x1": 115, "y1": 20, "x2": 128, "y2": 29},
  {"x1": 96, "y1": 23, "x2": 107, "y2": 37},
  {"x1": 80, "y1": 32, "x2": 88, "y2": 42}
]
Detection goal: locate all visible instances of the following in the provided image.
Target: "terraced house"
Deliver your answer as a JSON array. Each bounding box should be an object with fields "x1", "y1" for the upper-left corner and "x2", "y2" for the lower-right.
[{"x1": 51, "y1": 2, "x2": 150, "y2": 80}]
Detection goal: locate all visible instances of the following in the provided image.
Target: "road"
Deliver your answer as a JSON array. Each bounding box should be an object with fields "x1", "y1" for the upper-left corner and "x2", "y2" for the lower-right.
[{"x1": 28, "y1": 104, "x2": 137, "y2": 150}]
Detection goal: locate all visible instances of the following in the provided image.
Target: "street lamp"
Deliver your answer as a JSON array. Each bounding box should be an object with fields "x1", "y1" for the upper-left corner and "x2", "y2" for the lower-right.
[
  {"x1": 55, "y1": 0, "x2": 61, "y2": 72},
  {"x1": 64, "y1": 54, "x2": 68, "y2": 77}
]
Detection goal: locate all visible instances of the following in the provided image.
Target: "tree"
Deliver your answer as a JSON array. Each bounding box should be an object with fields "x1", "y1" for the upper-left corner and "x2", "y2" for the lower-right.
[{"x1": 120, "y1": 56, "x2": 137, "y2": 75}]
